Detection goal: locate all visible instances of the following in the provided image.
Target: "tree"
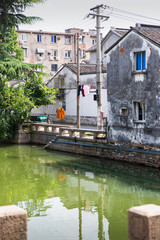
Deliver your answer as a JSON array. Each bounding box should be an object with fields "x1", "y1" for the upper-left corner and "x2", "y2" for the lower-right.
[
  {"x1": 0, "y1": 0, "x2": 45, "y2": 30},
  {"x1": 0, "y1": 0, "x2": 57, "y2": 142}
]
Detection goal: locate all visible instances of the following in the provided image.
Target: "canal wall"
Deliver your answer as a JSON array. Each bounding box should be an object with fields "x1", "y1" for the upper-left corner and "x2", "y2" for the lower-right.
[
  {"x1": 13, "y1": 123, "x2": 160, "y2": 168},
  {"x1": 47, "y1": 139, "x2": 160, "y2": 168}
]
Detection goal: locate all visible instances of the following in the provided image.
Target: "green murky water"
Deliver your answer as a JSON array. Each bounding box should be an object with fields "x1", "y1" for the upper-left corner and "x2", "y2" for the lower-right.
[{"x1": 1, "y1": 144, "x2": 160, "y2": 240}]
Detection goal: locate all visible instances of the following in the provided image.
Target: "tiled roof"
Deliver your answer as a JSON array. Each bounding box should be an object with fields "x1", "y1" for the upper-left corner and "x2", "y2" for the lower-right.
[
  {"x1": 86, "y1": 44, "x2": 97, "y2": 52},
  {"x1": 86, "y1": 28, "x2": 129, "y2": 53},
  {"x1": 112, "y1": 29, "x2": 129, "y2": 37},
  {"x1": 133, "y1": 28, "x2": 160, "y2": 46},
  {"x1": 105, "y1": 25, "x2": 160, "y2": 54},
  {"x1": 65, "y1": 63, "x2": 107, "y2": 74}
]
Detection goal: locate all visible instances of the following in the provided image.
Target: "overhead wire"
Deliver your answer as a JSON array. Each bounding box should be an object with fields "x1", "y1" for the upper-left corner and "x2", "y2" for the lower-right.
[{"x1": 105, "y1": 6, "x2": 160, "y2": 23}]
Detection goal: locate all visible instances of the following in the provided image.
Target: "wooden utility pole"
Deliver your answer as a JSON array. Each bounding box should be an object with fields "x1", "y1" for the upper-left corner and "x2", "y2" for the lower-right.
[
  {"x1": 77, "y1": 33, "x2": 80, "y2": 128},
  {"x1": 89, "y1": 5, "x2": 109, "y2": 130}
]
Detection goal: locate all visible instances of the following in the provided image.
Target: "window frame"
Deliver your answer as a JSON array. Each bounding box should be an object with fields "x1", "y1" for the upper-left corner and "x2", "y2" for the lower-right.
[
  {"x1": 92, "y1": 39, "x2": 96, "y2": 45},
  {"x1": 65, "y1": 50, "x2": 71, "y2": 58},
  {"x1": 37, "y1": 34, "x2": 42, "y2": 42},
  {"x1": 22, "y1": 47, "x2": 27, "y2": 57},
  {"x1": 51, "y1": 35, "x2": 57, "y2": 43},
  {"x1": 51, "y1": 64, "x2": 58, "y2": 72},
  {"x1": 51, "y1": 49, "x2": 57, "y2": 57},
  {"x1": 133, "y1": 101, "x2": 145, "y2": 122},
  {"x1": 65, "y1": 36, "x2": 71, "y2": 44},
  {"x1": 22, "y1": 33, "x2": 26, "y2": 41},
  {"x1": 135, "y1": 51, "x2": 146, "y2": 72}
]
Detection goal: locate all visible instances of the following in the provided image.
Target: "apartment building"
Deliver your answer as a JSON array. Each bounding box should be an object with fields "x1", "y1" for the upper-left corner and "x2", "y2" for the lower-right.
[{"x1": 17, "y1": 28, "x2": 97, "y2": 76}]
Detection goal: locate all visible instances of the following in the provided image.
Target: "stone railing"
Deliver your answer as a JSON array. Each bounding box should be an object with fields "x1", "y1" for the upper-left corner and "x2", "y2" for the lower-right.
[
  {"x1": 21, "y1": 123, "x2": 73, "y2": 134},
  {"x1": 59, "y1": 127, "x2": 106, "y2": 141},
  {"x1": 21, "y1": 123, "x2": 107, "y2": 141}
]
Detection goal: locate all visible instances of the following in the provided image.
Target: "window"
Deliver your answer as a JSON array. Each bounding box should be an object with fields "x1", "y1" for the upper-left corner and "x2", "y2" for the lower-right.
[
  {"x1": 65, "y1": 36, "x2": 71, "y2": 44},
  {"x1": 135, "y1": 52, "x2": 146, "y2": 71},
  {"x1": 22, "y1": 33, "x2": 26, "y2": 41},
  {"x1": 79, "y1": 37, "x2": 85, "y2": 44},
  {"x1": 38, "y1": 53, "x2": 43, "y2": 57},
  {"x1": 65, "y1": 50, "x2": 71, "y2": 58},
  {"x1": 51, "y1": 50, "x2": 57, "y2": 57},
  {"x1": 121, "y1": 108, "x2": 128, "y2": 116},
  {"x1": 82, "y1": 36, "x2": 85, "y2": 44},
  {"x1": 80, "y1": 50, "x2": 86, "y2": 58},
  {"x1": 23, "y1": 48, "x2": 27, "y2": 57},
  {"x1": 92, "y1": 39, "x2": 96, "y2": 45},
  {"x1": 37, "y1": 34, "x2": 42, "y2": 42},
  {"x1": 133, "y1": 102, "x2": 145, "y2": 121},
  {"x1": 51, "y1": 35, "x2": 56, "y2": 43},
  {"x1": 51, "y1": 64, "x2": 58, "y2": 72}
]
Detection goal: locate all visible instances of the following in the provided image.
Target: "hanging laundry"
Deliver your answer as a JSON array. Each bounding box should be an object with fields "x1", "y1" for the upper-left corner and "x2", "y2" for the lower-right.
[
  {"x1": 57, "y1": 107, "x2": 65, "y2": 119},
  {"x1": 83, "y1": 85, "x2": 89, "y2": 96},
  {"x1": 81, "y1": 85, "x2": 85, "y2": 97},
  {"x1": 77, "y1": 85, "x2": 81, "y2": 96}
]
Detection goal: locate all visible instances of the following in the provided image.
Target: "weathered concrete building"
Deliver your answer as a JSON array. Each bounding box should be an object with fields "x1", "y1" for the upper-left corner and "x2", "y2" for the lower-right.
[
  {"x1": 86, "y1": 27, "x2": 128, "y2": 65},
  {"x1": 17, "y1": 28, "x2": 96, "y2": 78},
  {"x1": 31, "y1": 63, "x2": 107, "y2": 126},
  {"x1": 105, "y1": 24, "x2": 160, "y2": 146}
]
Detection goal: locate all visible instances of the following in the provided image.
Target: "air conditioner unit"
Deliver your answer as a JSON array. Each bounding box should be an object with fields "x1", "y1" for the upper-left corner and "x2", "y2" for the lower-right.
[
  {"x1": 49, "y1": 56, "x2": 54, "y2": 61},
  {"x1": 19, "y1": 40, "x2": 23, "y2": 44},
  {"x1": 55, "y1": 56, "x2": 59, "y2": 61},
  {"x1": 37, "y1": 56, "x2": 42, "y2": 61}
]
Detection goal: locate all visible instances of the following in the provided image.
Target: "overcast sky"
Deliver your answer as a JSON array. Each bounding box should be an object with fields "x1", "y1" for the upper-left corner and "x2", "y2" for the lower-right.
[{"x1": 20, "y1": 0, "x2": 160, "y2": 36}]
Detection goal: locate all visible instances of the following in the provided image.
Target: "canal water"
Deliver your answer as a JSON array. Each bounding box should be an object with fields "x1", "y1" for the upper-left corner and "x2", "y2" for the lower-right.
[{"x1": 1, "y1": 145, "x2": 160, "y2": 240}]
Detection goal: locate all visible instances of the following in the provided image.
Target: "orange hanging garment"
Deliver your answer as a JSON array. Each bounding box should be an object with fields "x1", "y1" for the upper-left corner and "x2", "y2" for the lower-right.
[{"x1": 57, "y1": 108, "x2": 65, "y2": 119}]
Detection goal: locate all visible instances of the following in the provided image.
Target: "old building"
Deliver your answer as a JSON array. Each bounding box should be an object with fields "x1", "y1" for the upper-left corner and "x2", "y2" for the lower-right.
[
  {"x1": 31, "y1": 63, "x2": 107, "y2": 126},
  {"x1": 86, "y1": 27, "x2": 128, "y2": 65},
  {"x1": 105, "y1": 24, "x2": 160, "y2": 146},
  {"x1": 17, "y1": 28, "x2": 96, "y2": 77}
]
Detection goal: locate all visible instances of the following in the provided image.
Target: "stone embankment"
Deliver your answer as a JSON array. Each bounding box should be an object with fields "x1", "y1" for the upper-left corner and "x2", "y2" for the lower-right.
[{"x1": 14, "y1": 122, "x2": 160, "y2": 168}]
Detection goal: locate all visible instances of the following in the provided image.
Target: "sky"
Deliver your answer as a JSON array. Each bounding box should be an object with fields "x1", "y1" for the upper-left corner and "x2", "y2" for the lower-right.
[{"x1": 19, "y1": 0, "x2": 160, "y2": 36}]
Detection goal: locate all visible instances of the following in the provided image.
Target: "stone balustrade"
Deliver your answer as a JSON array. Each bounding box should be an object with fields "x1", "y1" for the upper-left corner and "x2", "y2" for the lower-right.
[
  {"x1": 21, "y1": 123, "x2": 106, "y2": 141},
  {"x1": 59, "y1": 127, "x2": 106, "y2": 140}
]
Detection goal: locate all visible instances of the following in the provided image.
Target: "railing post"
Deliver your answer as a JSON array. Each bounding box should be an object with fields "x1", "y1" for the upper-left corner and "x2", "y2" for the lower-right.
[{"x1": 128, "y1": 204, "x2": 160, "y2": 240}]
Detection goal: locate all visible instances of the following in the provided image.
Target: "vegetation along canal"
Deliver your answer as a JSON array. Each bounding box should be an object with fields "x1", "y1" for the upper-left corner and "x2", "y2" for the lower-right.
[{"x1": 1, "y1": 144, "x2": 160, "y2": 240}]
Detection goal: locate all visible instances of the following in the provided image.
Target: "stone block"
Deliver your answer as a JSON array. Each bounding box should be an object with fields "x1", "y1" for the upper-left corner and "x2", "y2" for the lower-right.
[
  {"x1": 0, "y1": 205, "x2": 27, "y2": 240},
  {"x1": 128, "y1": 204, "x2": 160, "y2": 240}
]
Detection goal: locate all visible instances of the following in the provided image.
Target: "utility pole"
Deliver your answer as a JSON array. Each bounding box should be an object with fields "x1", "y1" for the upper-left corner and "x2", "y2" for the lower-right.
[
  {"x1": 88, "y1": 4, "x2": 109, "y2": 130},
  {"x1": 77, "y1": 32, "x2": 80, "y2": 128}
]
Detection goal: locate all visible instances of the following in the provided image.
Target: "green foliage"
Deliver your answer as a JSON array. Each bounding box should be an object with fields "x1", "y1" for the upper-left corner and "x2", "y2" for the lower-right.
[
  {"x1": 0, "y1": 0, "x2": 45, "y2": 29},
  {"x1": 24, "y1": 74, "x2": 57, "y2": 106},
  {"x1": 0, "y1": 81, "x2": 34, "y2": 140},
  {"x1": 0, "y1": 0, "x2": 57, "y2": 142}
]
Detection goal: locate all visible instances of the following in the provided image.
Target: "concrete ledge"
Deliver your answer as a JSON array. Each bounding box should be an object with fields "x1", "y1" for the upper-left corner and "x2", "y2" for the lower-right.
[
  {"x1": 128, "y1": 204, "x2": 160, "y2": 240},
  {"x1": 0, "y1": 205, "x2": 27, "y2": 240}
]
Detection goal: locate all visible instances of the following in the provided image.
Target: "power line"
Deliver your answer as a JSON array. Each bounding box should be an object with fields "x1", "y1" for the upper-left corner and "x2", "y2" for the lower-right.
[{"x1": 103, "y1": 6, "x2": 160, "y2": 24}]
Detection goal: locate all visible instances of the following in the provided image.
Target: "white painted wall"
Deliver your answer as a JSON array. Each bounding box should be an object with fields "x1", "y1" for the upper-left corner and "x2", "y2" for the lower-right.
[
  {"x1": 102, "y1": 33, "x2": 120, "y2": 65},
  {"x1": 31, "y1": 65, "x2": 107, "y2": 119},
  {"x1": 65, "y1": 88, "x2": 107, "y2": 117},
  {"x1": 90, "y1": 32, "x2": 121, "y2": 65}
]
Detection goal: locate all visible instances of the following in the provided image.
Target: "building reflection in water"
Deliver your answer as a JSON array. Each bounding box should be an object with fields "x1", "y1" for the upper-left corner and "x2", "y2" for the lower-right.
[{"x1": 1, "y1": 145, "x2": 160, "y2": 240}]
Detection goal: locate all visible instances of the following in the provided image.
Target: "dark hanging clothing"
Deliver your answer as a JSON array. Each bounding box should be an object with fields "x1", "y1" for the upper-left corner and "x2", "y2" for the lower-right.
[
  {"x1": 81, "y1": 85, "x2": 85, "y2": 97},
  {"x1": 78, "y1": 85, "x2": 81, "y2": 96}
]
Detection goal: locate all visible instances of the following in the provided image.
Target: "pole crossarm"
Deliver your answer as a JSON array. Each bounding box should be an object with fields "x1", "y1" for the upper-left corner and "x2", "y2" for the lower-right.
[{"x1": 87, "y1": 13, "x2": 109, "y2": 20}]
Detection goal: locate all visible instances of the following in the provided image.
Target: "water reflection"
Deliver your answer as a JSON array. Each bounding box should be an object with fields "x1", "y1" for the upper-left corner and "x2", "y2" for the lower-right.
[{"x1": 0, "y1": 145, "x2": 160, "y2": 240}]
